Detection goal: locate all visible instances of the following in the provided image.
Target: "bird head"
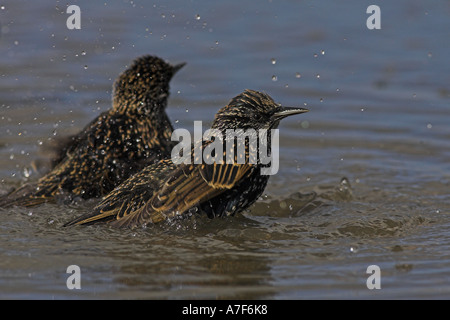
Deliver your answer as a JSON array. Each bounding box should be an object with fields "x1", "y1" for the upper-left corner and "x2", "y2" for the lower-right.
[
  {"x1": 112, "y1": 55, "x2": 185, "y2": 114},
  {"x1": 211, "y1": 89, "x2": 308, "y2": 131}
]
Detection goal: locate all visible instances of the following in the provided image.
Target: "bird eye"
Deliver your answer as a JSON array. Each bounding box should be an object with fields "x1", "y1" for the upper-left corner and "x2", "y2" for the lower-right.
[{"x1": 253, "y1": 114, "x2": 263, "y2": 122}]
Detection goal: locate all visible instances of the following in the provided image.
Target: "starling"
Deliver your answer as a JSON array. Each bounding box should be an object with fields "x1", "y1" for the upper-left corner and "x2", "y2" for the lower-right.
[
  {"x1": 0, "y1": 55, "x2": 185, "y2": 207},
  {"x1": 65, "y1": 89, "x2": 308, "y2": 227}
]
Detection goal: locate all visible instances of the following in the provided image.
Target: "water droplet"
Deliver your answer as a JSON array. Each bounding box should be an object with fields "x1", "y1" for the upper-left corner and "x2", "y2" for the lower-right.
[
  {"x1": 271, "y1": 58, "x2": 276, "y2": 65},
  {"x1": 316, "y1": 74, "x2": 320, "y2": 79},
  {"x1": 349, "y1": 246, "x2": 358, "y2": 253},
  {"x1": 313, "y1": 53, "x2": 318, "y2": 58},
  {"x1": 301, "y1": 120, "x2": 309, "y2": 129},
  {"x1": 14, "y1": 40, "x2": 19, "y2": 45},
  {"x1": 23, "y1": 167, "x2": 31, "y2": 178},
  {"x1": 195, "y1": 14, "x2": 201, "y2": 20},
  {"x1": 1, "y1": 5, "x2": 5, "y2": 10},
  {"x1": 321, "y1": 50, "x2": 325, "y2": 55},
  {"x1": 427, "y1": 123, "x2": 432, "y2": 129},
  {"x1": 28, "y1": 212, "x2": 33, "y2": 216},
  {"x1": 361, "y1": 108, "x2": 365, "y2": 112},
  {"x1": 271, "y1": 75, "x2": 278, "y2": 81},
  {"x1": 83, "y1": 65, "x2": 88, "y2": 69},
  {"x1": 175, "y1": 120, "x2": 179, "y2": 123},
  {"x1": 340, "y1": 177, "x2": 350, "y2": 187},
  {"x1": 295, "y1": 72, "x2": 301, "y2": 78},
  {"x1": 319, "y1": 98, "x2": 323, "y2": 102},
  {"x1": 336, "y1": 88, "x2": 340, "y2": 92},
  {"x1": 185, "y1": 108, "x2": 189, "y2": 113},
  {"x1": 427, "y1": 52, "x2": 432, "y2": 58},
  {"x1": 81, "y1": 51, "x2": 86, "y2": 56},
  {"x1": 412, "y1": 93, "x2": 417, "y2": 98},
  {"x1": 161, "y1": 13, "x2": 166, "y2": 18}
]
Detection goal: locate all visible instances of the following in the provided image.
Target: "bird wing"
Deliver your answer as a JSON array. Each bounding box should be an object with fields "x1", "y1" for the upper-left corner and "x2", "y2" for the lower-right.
[
  {"x1": 63, "y1": 159, "x2": 175, "y2": 226},
  {"x1": 0, "y1": 183, "x2": 48, "y2": 207},
  {"x1": 110, "y1": 161, "x2": 255, "y2": 228},
  {"x1": 49, "y1": 111, "x2": 110, "y2": 167}
]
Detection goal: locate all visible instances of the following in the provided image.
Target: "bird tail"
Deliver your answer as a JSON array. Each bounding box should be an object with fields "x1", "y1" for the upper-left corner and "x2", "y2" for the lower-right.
[{"x1": 0, "y1": 183, "x2": 50, "y2": 208}]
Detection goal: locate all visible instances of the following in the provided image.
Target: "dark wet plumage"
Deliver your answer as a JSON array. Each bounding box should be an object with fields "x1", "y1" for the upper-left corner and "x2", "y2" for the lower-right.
[
  {"x1": 65, "y1": 90, "x2": 308, "y2": 228},
  {"x1": 0, "y1": 55, "x2": 185, "y2": 207}
]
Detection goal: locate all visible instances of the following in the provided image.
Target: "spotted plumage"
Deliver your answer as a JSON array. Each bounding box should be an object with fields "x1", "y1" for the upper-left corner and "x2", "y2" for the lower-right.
[
  {"x1": 0, "y1": 55, "x2": 185, "y2": 207},
  {"x1": 65, "y1": 90, "x2": 308, "y2": 227}
]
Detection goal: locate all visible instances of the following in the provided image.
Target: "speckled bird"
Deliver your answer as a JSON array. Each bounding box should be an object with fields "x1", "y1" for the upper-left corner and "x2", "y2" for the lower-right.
[
  {"x1": 65, "y1": 89, "x2": 308, "y2": 227},
  {"x1": 0, "y1": 55, "x2": 185, "y2": 207}
]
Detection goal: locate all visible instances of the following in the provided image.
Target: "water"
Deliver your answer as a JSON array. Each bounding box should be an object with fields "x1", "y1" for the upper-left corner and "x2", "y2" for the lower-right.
[{"x1": 1, "y1": 0, "x2": 449, "y2": 299}]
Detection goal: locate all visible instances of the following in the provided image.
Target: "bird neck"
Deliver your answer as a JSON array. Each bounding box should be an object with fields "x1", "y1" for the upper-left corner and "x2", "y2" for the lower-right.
[{"x1": 110, "y1": 99, "x2": 173, "y2": 131}]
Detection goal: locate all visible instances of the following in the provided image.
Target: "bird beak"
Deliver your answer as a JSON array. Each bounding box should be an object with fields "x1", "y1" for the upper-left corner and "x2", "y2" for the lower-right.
[
  {"x1": 173, "y1": 62, "x2": 186, "y2": 74},
  {"x1": 271, "y1": 106, "x2": 309, "y2": 122}
]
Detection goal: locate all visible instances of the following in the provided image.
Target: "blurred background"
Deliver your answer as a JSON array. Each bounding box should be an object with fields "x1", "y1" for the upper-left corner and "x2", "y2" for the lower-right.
[{"x1": 0, "y1": 0, "x2": 449, "y2": 299}]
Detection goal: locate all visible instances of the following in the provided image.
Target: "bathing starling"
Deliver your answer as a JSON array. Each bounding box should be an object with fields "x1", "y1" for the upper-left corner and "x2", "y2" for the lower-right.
[
  {"x1": 65, "y1": 89, "x2": 308, "y2": 227},
  {"x1": 0, "y1": 55, "x2": 185, "y2": 207}
]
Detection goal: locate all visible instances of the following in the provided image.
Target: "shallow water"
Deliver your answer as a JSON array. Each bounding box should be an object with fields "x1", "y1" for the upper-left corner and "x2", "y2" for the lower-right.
[{"x1": 1, "y1": 0, "x2": 450, "y2": 299}]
